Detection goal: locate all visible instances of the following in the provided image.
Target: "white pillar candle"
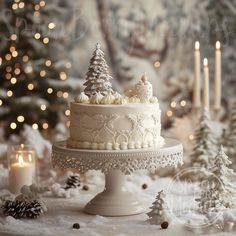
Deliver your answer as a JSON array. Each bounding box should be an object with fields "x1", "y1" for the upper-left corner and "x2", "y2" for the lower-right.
[
  {"x1": 9, "y1": 155, "x2": 35, "y2": 194},
  {"x1": 8, "y1": 145, "x2": 36, "y2": 194},
  {"x1": 203, "y1": 58, "x2": 210, "y2": 109},
  {"x1": 214, "y1": 41, "x2": 221, "y2": 111},
  {"x1": 193, "y1": 41, "x2": 201, "y2": 109}
]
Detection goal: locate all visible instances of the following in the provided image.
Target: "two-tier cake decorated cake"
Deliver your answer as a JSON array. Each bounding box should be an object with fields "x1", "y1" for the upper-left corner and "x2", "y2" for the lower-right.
[{"x1": 67, "y1": 43, "x2": 164, "y2": 150}]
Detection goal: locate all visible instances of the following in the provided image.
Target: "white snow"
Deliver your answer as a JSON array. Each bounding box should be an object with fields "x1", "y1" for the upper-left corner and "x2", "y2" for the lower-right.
[
  {"x1": 0, "y1": 172, "x2": 236, "y2": 236},
  {"x1": 20, "y1": 125, "x2": 51, "y2": 160}
]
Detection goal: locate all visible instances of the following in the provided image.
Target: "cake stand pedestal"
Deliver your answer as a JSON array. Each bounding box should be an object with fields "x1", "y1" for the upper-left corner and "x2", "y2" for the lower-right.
[{"x1": 52, "y1": 138, "x2": 183, "y2": 216}]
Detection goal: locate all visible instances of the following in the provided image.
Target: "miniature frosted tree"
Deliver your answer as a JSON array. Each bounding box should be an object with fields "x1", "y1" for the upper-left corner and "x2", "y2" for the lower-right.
[
  {"x1": 223, "y1": 101, "x2": 236, "y2": 170},
  {"x1": 83, "y1": 43, "x2": 113, "y2": 96},
  {"x1": 147, "y1": 190, "x2": 171, "y2": 225},
  {"x1": 189, "y1": 108, "x2": 218, "y2": 180},
  {"x1": 196, "y1": 146, "x2": 236, "y2": 213}
]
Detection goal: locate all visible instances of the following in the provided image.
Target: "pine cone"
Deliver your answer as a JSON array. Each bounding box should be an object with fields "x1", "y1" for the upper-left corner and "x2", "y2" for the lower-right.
[
  {"x1": 64, "y1": 173, "x2": 81, "y2": 190},
  {"x1": 25, "y1": 200, "x2": 45, "y2": 218},
  {"x1": 2, "y1": 200, "x2": 27, "y2": 218},
  {"x1": 2, "y1": 200, "x2": 46, "y2": 219}
]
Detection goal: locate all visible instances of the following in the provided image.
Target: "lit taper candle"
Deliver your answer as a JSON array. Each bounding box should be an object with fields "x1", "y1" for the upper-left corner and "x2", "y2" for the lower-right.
[
  {"x1": 203, "y1": 58, "x2": 210, "y2": 109},
  {"x1": 214, "y1": 41, "x2": 221, "y2": 111},
  {"x1": 193, "y1": 41, "x2": 201, "y2": 109}
]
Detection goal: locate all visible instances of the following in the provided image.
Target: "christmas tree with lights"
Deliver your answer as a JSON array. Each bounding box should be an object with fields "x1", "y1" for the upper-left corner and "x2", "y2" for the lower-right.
[{"x1": 0, "y1": 0, "x2": 75, "y2": 136}]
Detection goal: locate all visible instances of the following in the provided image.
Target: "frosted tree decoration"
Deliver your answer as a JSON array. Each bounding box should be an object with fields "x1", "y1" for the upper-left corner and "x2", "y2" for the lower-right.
[
  {"x1": 83, "y1": 43, "x2": 113, "y2": 96},
  {"x1": 196, "y1": 146, "x2": 236, "y2": 212},
  {"x1": 222, "y1": 101, "x2": 236, "y2": 170},
  {"x1": 189, "y1": 108, "x2": 218, "y2": 180},
  {"x1": 147, "y1": 190, "x2": 171, "y2": 225}
]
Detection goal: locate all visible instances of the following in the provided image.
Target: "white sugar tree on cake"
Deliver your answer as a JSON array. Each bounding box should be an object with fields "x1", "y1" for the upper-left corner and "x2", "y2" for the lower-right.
[
  {"x1": 222, "y1": 101, "x2": 236, "y2": 170},
  {"x1": 83, "y1": 43, "x2": 113, "y2": 96},
  {"x1": 189, "y1": 108, "x2": 218, "y2": 180},
  {"x1": 196, "y1": 146, "x2": 236, "y2": 212},
  {"x1": 147, "y1": 190, "x2": 171, "y2": 226}
]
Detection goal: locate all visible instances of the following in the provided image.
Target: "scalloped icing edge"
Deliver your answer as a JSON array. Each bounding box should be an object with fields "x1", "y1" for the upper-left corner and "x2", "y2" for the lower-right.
[{"x1": 67, "y1": 137, "x2": 165, "y2": 150}]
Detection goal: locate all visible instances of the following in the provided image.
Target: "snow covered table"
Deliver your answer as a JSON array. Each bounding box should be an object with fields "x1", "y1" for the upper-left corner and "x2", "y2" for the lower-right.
[
  {"x1": 52, "y1": 138, "x2": 183, "y2": 216},
  {"x1": 1, "y1": 175, "x2": 235, "y2": 236}
]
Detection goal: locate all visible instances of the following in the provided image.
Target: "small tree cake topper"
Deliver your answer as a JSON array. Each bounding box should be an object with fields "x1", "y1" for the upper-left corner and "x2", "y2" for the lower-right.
[
  {"x1": 189, "y1": 108, "x2": 218, "y2": 180},
  {"x1": 147, "y1": 190, "x2": 171, "y2": 227},
  {"x1": 196, "y1": 146, "x2": 236, "y2": 213},
  {"x1": 222, "y1": 101, "x2": 236, "y2": 170},
  {"x1": 83, "y1": 43, "x2": 113, "y2": 96}
]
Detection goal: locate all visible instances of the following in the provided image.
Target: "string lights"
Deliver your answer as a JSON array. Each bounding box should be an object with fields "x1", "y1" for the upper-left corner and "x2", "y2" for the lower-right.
[
  {"x1": 34, "y1": 33, "x2": 41, "y2": 39},
  {"x1": 27, "y1": 83, "x2": 34, "y2": 90},
  {"x1": 154, "y1": 61, "x2": 161, "y2": 68},
  {"x1": 42, "y1": 122, "x2": 48, "y2": 129},
  {"x1": 40, "y1": 70, "x2": 46, "y2": 77},
  {"x1": 60, "y1": 71, "x2": 67, "y2": 80},
  {"x1": 10, "y1": 34, "x2": 17, "y2": 41},
  {"x1": 48, "y1": 22, "x2": 56, "y2": 29},
  {"x1": 65, "y1": 109, "x2": 70, "y2": 116},
  {"x1": 43, "y1": 37, "x2": 49, "y2": 44},
  {"x1": 47, "y1": 88, "x2": 53, "y2": 94},
  {"x1": 10, "y1": 78, "x2": 17, "y2": 84},
  {"x1": 188, "y1": 134, "x2": 194, "y2": 141},
  {"x1": 32, "y1": 123, "x2": 38, "y2": 129},
  {"x1": 39, "y1": 1, "x2": 45, "y2": 7},
  {"x1": 7, "y1": 90, "x2": 13, "y2": 97},
  {"x1": 45, "y1": 60, "x2": 51, "y2": 67},
  {"x1": 10, "y1": 122, "x2": 17, "y2": 129},
  {"x1": 17, "y1": 115, "x2": 25, "y2": 122},
  {"x1": 40, "y1": 104, "x2": 46, "y2": 111}
]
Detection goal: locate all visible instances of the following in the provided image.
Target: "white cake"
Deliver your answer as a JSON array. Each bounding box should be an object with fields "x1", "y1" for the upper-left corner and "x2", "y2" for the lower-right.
[
  {"x1": 67, "y1": 43, "x2": 164, "y2": 150},
  {"x1": 67, "y1": 102, "x2": 163, "y2": 150}
]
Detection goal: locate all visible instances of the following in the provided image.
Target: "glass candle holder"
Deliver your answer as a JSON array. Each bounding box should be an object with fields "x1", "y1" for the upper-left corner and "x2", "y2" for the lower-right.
[{"x1": 8, "y1": 144, "x2": 36, "y2": 194}]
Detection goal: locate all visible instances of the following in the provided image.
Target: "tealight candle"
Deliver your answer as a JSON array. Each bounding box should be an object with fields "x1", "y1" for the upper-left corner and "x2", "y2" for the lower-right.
[{"x1": 8, "y1": 144, "x2": 36, "y2": 194}]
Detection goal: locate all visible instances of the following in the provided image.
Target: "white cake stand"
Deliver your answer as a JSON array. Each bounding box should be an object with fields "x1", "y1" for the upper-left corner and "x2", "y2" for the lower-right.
[{"x1": 52, "y1": 138, "x2": 183, "y2": 216}]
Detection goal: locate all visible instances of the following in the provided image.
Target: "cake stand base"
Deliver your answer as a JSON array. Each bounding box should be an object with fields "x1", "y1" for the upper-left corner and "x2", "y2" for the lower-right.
[
  {"x1": 52, "y1": 138, "x2": 183, "y2": 216},
  {"x1": 85, "y1": 170, "x2": 144, "y2": 216}
]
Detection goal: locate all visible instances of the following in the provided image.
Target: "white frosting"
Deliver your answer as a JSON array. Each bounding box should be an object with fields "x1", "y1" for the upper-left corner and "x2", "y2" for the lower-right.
[
  {"x1": 68, "y1": 102, "x2": 163, "y2": 150},
  {"x1": 149, "y1": 96, "x2": 158, "y2": 103},
  {"x1": 74, "y1": 92, "x2": 89, "y2": 103},
  {"x1": 90, "y1": 92, "x2": 103, "y2": 104},
  {"x1": 100, "y1": 92, "x2": 115, "y2": 104},
  {"x1": 114, "y1": 96, "x2": 127, "y2": 105},
  {"x1": 129, "y1": 96, "x2": 140, "y2": 103}
]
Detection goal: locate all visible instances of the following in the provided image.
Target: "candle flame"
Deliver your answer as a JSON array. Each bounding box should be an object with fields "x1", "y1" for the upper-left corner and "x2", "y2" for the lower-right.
[
  {"x1": 18, "y1": 155, "x2": 24, "y2": 166},
  {"x1": 216, "y1": 41, "x2": 220, "y2": 50},
  {"x1": 203, "y1": 58, "x2": 208, "y2": 67},
  {"x1": 28, "y1": 154, "x2": 32, "y2": 162},
  {"x1": 20, "y1": 144, "x2": 24, "y2": 149},
  {"x1": 195, "y1": 41, "x2": 200, "y2": 50}
]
